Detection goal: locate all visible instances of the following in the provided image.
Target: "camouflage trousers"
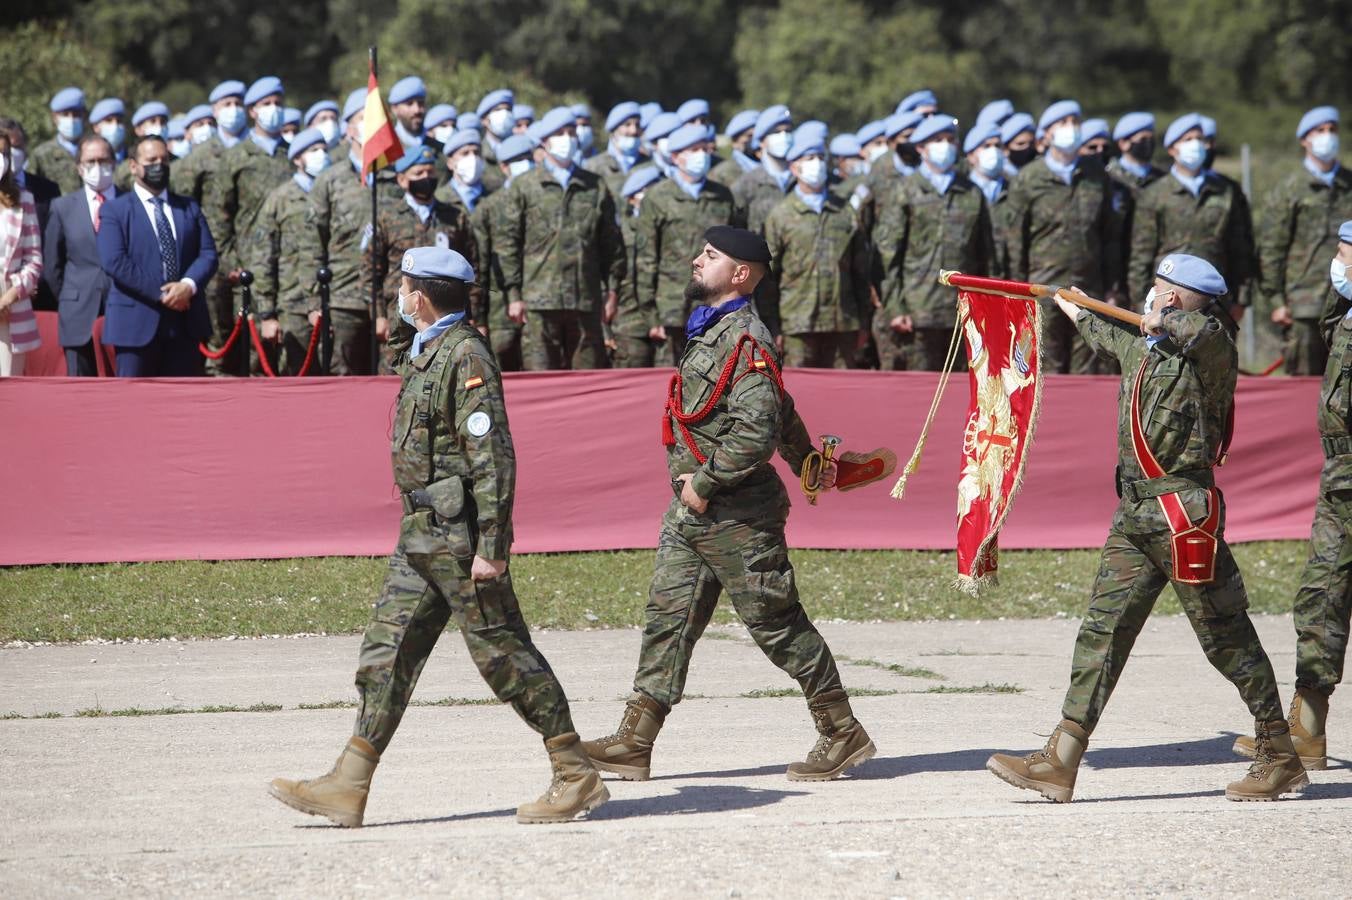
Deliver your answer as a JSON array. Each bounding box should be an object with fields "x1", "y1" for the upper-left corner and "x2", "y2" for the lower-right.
[
  {"x1": 522, "y1": 308, "x2": 608, "y2": 370},
  {"x1": 632, "y1": 498, "x2": 844, "y2": 708},
  {"x1": 204, "y1": 276, "x2": 243, "y2": 377},
  {"x1": 247, "y1": 312, "x2": 321, "y2": 377},
  {"x1": 783, "y1": 331, "x2": 858, "y2": 369},
  {"x1": 352, "y1": 512, "x2": 575, "y2": 753},
  {"x1": 871, "y1": 315, "x2": 963, "y2": 372},
  {"x1": 1283, "y1": 318, "x2": 1329, "y2": 377},
  {"x1": 612, "y1": 333, "x2": 665, "y2": 369},
  {"x1": 490, "y1": 322, "x2": 524, "y2": 373},
  {"x1": 1293, "y1": 478, "x2": 1352, "y2": 695},
  {"x1": 329, "y1": 308, "x2": 375, "y2": 376},
  {"x1": 1061, "y1": 523, "x2": 1283, "y2": 733}
]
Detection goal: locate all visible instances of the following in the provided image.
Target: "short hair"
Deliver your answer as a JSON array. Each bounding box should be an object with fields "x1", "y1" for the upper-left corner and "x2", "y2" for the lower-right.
[
  {"x1": 133, "y1": 134, "x2": 168, "y2": 159},
  {"x1": 0, "y1": 116, "x2": 24, "y2": 140},
  {"x1": 77, "y1": 133, "x2": 115, "y2": 161},
  {"x1": 407, "y1": 275, "x2": 469, "y2": 315}
]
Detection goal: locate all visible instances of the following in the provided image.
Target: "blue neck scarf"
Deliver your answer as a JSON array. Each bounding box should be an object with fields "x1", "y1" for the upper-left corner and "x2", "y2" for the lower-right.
[
  {"x1": 686, "y1": 296, "x2": 751, "y2": 339},
  {"x1": 411, "y1": 311, "x2": 467, "y2": 358}
]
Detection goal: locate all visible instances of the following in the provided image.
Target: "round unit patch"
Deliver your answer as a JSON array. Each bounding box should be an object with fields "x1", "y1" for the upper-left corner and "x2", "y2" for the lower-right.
[{"x1": 466, "y1": 411, "x2": 493, "y2": 437}]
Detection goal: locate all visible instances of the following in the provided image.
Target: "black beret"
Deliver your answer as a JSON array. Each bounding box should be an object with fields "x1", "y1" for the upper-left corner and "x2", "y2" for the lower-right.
[{"x1": 704, "y1": 225, "x2": 772, "y2": 264}]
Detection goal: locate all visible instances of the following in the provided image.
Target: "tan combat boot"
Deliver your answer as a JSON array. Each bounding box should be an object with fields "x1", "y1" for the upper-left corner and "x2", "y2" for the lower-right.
[
  {"x1": 517, "y1": 732, "x2": 610, "y2": 824},
  {"x1": 1226, "y1": 719, "x2": 1310, "y2": 801},
  {"x1": 986, "y1": 719, "x2": 1088, "y2": 803},
  {"x1": 1232, "y1": 688, "x2": 1328, "y2": 770},
  {"x1": 268, "y1": 736, "x2": 379, "y2": 827},
  {"x1": 582, "y1": 692, "x2": 667, "y2": 781},
  {"x1": 786, "y1": 689, "x2": 877, "y2": 781}
]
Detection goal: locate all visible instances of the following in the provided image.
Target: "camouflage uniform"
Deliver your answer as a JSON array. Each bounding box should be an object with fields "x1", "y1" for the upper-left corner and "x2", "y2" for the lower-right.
[
  {"x1": 1060, "y1": 307, "x2": 1282, "y2": 732},
  {"x1": 114, "y1": 157, "x2": 136, "y2": 193},
  {"x1": 299, "y1": 157, "x2": 400, "y2": 375},
  {"x1": 497, "y1": 165, "x2": 625, "y2": 370},
  {"x1": 354, "y1": 321, "x2": 575, "y2": 753},
  {"x1": 171, "y1": 136, "x2": 226, "y2": 204},
  {"x1": 437, "y1": 183, "x2": 516, "y2": 369},
  {"x1": 873, "y1": 172, "x2": 993, "y2": 371},
  {"x1": 1103, "y1": 159, "x2": 1162, "y2": 303},
  {"x1": 203, "y1": 136, "x2": 292, "y2": 375},
  {"x1": 636, "y1": 177, "x2": 737, "y2": 361},
  {"x1": 26, "y1": 138, "x2": 81, "y2": 194},
  {"x1": 367, "y1": 196, "x2": 481, "y2": 366},
  {"x1": 583, "y1": 150, "x2": 640, "y2": 200},
  {"x1": 636, "y1": 302, "x2": 845, "y2": 707},
  {"x1": 612, "y1": 207, "x2": 662, "y2": 368},
  {"x1": 1005, "y1": 155, "x2": 1122, "y2": 374},
  {"x1": 1259, "y1": 165, "x2": 1352, "y2": 375},
  {"x1": 731, "y1": 165, "x2": 791, "y2": 236},
  {"x1": 1129, "y1": 172, "x2": 1254, "y2": 305},
  {"x1": 762, "y1": 190, "x2": 871, "y2": 368},
  {"x1": 708, "y1": 155, "x2": 753, "y2": 188},
  {"x1": 1290, "y1": 291, "x2": 1352, "y2": 696},
  {"x1": 246, "y1": 175, "x2": 319, "y2": 375}
]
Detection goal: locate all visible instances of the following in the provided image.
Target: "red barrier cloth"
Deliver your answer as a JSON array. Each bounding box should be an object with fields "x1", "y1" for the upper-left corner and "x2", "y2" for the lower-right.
[{"x1": 0, "y1": 371, "x2": 1322, "y2": 565}]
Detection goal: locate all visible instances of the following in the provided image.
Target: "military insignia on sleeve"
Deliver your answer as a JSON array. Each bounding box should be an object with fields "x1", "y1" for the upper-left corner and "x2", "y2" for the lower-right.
[
  {"x1": 360, "y1": 222, "x2": 373, "y2": 252},
  {"x1": 466, "y1": 410, "x2": 492, "y2": 437},
  {"x1": 752, "y1": 359, "x2": 768, "y2": 370},
  {"x1": 435, "y1": 232, "x2": 449, "y2": 249},
  {"x1": 464, "y1": 375, "x2": 484, "y2": 389}
]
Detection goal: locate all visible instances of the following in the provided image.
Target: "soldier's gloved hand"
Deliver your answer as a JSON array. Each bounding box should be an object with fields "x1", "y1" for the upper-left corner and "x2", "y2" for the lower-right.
[
  {"x1": 676, "y1": 474, "x2": 708, "y2": 514},
  {"x1": 471, "y1": 555, "x2": 507, "y2": 582},
  {"x1": 1056, "y1": 287, "x2": 1088, "y2": 322},
  {"x1": 603, "y1": 290, "x2": 618, "y2": 324}
]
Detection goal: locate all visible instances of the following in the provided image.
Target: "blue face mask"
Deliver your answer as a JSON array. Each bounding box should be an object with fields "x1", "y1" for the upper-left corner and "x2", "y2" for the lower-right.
[
  {"x1": 1332, "y1": 259, "x2": 1352, "y2": 301},
  {"x1": 1176, "y1": 138, "x2": 1206, "y2": 171},
  {"x1": 255, "y1": 104, "x2": 284, "y2": 135},
  {"x1": 217, "y1": 105, "x2": 247, "y2": 135},
  {"x1": 97, "y1": 121, "x2": 125, "y2": 150},
  {"x1": 56, "y1": 115, "x2": 83, "y2": 140},
  {"x1": 397, "y1": 290, "x2": 419, "y2": 326}
]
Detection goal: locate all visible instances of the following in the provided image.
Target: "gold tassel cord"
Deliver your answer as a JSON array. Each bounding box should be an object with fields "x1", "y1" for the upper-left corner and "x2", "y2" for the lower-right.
[{"x1": 890, "y1": 313, "x2": 965, "y2": 501}]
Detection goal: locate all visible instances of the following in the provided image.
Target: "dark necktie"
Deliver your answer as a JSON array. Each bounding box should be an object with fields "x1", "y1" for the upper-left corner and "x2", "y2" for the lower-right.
[{"x1": 152, "y1": 197, "x2": 179, "y2": 281}]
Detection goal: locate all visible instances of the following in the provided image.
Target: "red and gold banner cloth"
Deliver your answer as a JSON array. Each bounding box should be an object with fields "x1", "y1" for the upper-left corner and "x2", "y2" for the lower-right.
[{"x1": 948, "y1": 274, "x2": 1043, "y2": 592}]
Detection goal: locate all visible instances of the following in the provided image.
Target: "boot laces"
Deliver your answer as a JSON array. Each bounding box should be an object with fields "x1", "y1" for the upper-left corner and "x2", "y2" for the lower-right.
[
  {"x1": 807, "y1": 733, "x2": 834, "y2": 762},
  {"x1": 1029, "y1": 727, "x2": 1061, "y2": 763},
  {"x1": 544, "y1": 759, "x2": 567, "y2": 800},
  {"x1": 1246, "y1": 735, "x2": 1274, "y2": 778}
]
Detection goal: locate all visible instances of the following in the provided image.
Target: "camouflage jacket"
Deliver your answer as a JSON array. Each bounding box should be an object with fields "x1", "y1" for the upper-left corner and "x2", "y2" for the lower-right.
[
  {"x1": 1106, "y1": 158, "x2": 1165, "y2": 198},
  {"x1": 391, "y1": 322, "x2": 515, "y2": 560},
  {"x1": 246, "y1": 176, "x2": 312, "y2": 318},
  {"x1": 171, "y1": 136, "x2": 226, "y2": 203},
  {"x1": 708, "y1": 155, "x2": 753, "y2": 188},
  {"x1": 762, "y1": 190, "x2": 871, "y2": 336},
  {"x1": 667, "y1": 303, "x2": 813, "y2": 522},
  {"x1": 1076, "y1": 307, "x2": 1236, "y2": 534},
  {"x1": 983, "y1": 180, "x2": 1014, "y2": 279},
  {"x1": 435, "y1": 183, "x2": 501, "y2": 326},
  {"x1": 874, "y1": 172, "x2": 993, "y2": 327},
  {"x1": 583, "y1": 149, "x2": 643, "y2": 199},
  {"x1": 497, "y1": 165, "x2": 626, "y2": 311},
  {"x1": 27, "y1": 138, "x2": 81, "y2": 195},
  {"x1": 732, "y1": 165, "x2": 791, "y2": 235},
  {"x1": 299, "y1": 158, "x2": 401, "y2": 311},
  {"x1": 636, "y1": 177, "x2": 737, "y2": 327},
  {"x1": 204, "y1": 136, "x2": 292, "y2": 268},
  {"x1": 1319, "y1": 294, "x2": 1352, "y2": 487},
  {"x1": 113, "y1": 157, "x2": 135, "y2": 193},
  {"x1": 614, "y1": 208, "x2": 655, "y2": 337},
  {"x1": 1005, "y1": 155, "x2": 1121, "y2": 295},
  {"x1": 1259, "y1": 164, "x2": 1352, "y2": 319},
  {"x1": 1129, "y1": 171, "x2": 1254, "y2": 304},
  {"x1": 368, "y1": 195, "x2": 481, "y2": 356}
]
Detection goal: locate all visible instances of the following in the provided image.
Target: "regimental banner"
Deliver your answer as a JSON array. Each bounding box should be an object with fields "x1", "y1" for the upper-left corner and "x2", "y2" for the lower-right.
[{"x1": 891, "y1": 273, "x2": 1044, "y2": 594}]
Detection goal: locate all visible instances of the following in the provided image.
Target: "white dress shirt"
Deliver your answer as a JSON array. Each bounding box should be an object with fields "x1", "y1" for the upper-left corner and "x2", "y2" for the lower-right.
[
  {"x1": 132, "y1": 182, "x2": 196, "y2": 294},
  {"x1": 85, "y1": 184, "x2": 114, "y2": 225}
]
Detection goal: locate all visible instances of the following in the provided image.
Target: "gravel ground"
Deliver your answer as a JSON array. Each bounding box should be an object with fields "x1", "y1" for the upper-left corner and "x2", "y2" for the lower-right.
[{"x1": 2, "y1": 615, "x2": 1349, "y2": 898}]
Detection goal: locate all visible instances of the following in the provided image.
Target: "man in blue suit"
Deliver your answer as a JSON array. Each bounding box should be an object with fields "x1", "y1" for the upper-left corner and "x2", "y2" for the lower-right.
[{"x1": 98, "y1": 134, "x2": 218, "y2": 376}]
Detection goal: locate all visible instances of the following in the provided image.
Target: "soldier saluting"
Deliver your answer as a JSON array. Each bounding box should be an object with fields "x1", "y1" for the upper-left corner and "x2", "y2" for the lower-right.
[
  {"x1": 583, "y1": 226, "x2": 876, "y2": 783},
  {"x1": 269, "y1": 247, "x2": 607, "y2": 826},
  {"x1": 987, "y1": 254, "x2": 1305, "y2": 803}
]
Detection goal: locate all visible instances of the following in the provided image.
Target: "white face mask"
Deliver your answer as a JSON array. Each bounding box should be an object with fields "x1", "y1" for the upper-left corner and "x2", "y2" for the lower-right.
[
  {"x1": 1175, "y1": 138, "x2": 1206, "y2": 171},
  {"x1": 576, "y1": 124, "x2": 593, "y2": 150},
  {"x1": 303, "y1": 147, "x2": 331, "y2": 176},
  {"x1": 866, "y1": 142, "x2": 889, "y2": 162},
  {"x1": 1332, "y1": 259, "x2": 1352, "y2": 300},
  {"x1": 432, "y1": 125, "x2": 455, "y2": 145},
  {"x1": 1143, "y1": 286, "x2": 1157, "y2": 315},
  {"x1": 487, "y1": 108, "x2": 513, "y2": 138},
  {"x1": 508, "y1": 158, "x2": 533, "y2": 178},
  {"x1": 613, "y1": 134, "x2": 639, "y2": 156},
  {"x1": 81, "y1": 161, "x2": 114, "y2": 193},
  {"x1": 57, "y1": 114, "x2": 83, "y2": 141},
  {"x1": 925, "y1": 140, "x2": 957, "y2": 171},
  {"x1": 140, "y1": 122, "x2": 164, "y2": 137},
  {"x1": 397, "y1": 290, "x2": 419, "y2": 326},
  {"x1": 547, "y1": 133, "x2": 577, "y2": 162},
  {"x1": 0, "y1": 153, "x2": 7, "y2": 181},
  {"x1": 216, "y1": 105, "x2": 246, "y2": 135},
  {"x1": 763, "y1": 130, "x2": 792, "y2": 159},
  {"x1": 975, "y1": 145, "x2": 1003, "y2": 176},
  {"x1": 797, "y1": 158, "x2": 827, "y2": 188},
  {"x1": 455, "y1": 154, "x2": 484, "y2": 185},
  {"x1": 1311, "y1": 131, "x2": 1341, "y2": 163},
  {"x1": 1050, "y1": 123, "x2": 1080, "y2": 151},
  {"x1": 190, "y1": 123, "x2": 216, "y2": 145},
  {"x1": 169, "y1": 139, "x2": 190, "y2": 159},
  {"x1": 317, "y1": 119, "x2": 341, "y2": 145},
  {"x1": 681, "y1": 150, "x2": 710, "y2": 179},
  {"x1": 255, "y1": 103, "x2": 284, "y2": 135},
  {"x1": 98, "y1": 121, "x2": 125, "y2": 149}
]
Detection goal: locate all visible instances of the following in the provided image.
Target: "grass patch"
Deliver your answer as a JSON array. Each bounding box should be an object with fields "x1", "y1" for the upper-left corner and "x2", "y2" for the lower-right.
[
  {"x1": 73, "y1": 702, "x2": 284, "y2": 718},
  {"x1": 410, "y1": 696, "x2": 499, "y2": 707},
  {"x1": 741, "y1": 688, "x2": 803, "y2": 699},
  {"x1": 844, "y1": 687, "x2": 900, "y2": 697},
  {"x1": 922, "y1": 683, "x2": 1024, "y2": 695},
  {"x1": 297, "y1": 700, "x2": 357, "y2": 710},
  {"x1": 0, "y1": 542, "x2": 1309, "y2": 642},
  {"x1": 840, "y1": 656, "x2": 946, "y2": 682}
]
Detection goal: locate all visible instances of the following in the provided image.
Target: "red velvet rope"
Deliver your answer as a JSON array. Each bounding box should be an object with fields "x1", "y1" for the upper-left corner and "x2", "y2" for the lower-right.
[
  {"x1": 198, "y1": 314, "x2": 244, "y2": 360},
  {"x1": 293, "y1": 315, "x2": 323, "y2": 377},
  {"x1": 662, "y1": 333, "x2": 784, "y2": 464},
  {"x1": 246, "y1": 317, "x2": 277, "y2": 378}
]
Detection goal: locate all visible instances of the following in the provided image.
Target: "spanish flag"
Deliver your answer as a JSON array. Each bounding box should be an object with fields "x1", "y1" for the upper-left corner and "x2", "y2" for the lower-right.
[{"x1": 361, "y1": 60, "x2": 403, "y2": 178}]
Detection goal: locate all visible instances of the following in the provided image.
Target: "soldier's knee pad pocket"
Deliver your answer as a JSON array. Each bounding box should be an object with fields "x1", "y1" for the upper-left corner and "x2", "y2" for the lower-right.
[{"x1": 740, "y1": 545, "x2": 795, "y2": 612}]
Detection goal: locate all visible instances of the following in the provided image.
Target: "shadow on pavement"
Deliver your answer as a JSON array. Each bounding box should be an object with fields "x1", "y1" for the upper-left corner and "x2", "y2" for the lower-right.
[
  {"x1": 589, "y1": 784, "x2": 808, "y2": 820},
  {"x1": 324, "y1": 807, "x2": 517, "y2": 829}
]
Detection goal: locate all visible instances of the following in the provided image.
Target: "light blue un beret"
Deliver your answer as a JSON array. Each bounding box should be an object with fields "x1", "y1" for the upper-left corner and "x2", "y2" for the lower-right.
[
  {"x1": 402, "y1": 246, "x2": 475, "y2": 283},
  {"x1": 1157, "y1": 253, "x2": 1227, "y2": 298}
]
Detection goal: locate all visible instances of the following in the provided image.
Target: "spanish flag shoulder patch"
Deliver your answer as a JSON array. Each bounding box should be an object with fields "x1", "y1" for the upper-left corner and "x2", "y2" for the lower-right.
[
  {"x1": 752, "y1": 358, "x2": 768, "y2": 370},
  {"x1": 464, "y1": 376, "x2": 485, "y2": 390}
]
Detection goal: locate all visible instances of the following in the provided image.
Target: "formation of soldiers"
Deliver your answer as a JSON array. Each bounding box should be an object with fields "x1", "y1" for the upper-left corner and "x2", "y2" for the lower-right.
[{"x1": 23, "y1": 79, "x2": 1352, "y2": 375}]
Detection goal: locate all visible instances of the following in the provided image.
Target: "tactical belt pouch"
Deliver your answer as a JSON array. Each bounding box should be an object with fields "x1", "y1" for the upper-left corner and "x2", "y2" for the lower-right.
[
  {"x1": 1322, "y1": 435, "x2": 1352, "y2": 459},
  {"x1": 1120, "y1": 468, "x2": 1215, "y2": 504},
  {"x1": 403, "y1": 478, "x2": 474, "y2": 560}
]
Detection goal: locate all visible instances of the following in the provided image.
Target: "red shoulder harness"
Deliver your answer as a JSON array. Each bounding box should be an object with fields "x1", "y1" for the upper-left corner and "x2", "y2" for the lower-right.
[{"x1": 661, "y1": 333, "x2": 784, "y2": 464}]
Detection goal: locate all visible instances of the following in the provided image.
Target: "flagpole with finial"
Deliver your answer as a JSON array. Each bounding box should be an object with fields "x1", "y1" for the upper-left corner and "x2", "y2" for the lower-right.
[{"x1": 368, "y1": 44, "x2": 380, "y2": 374}]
